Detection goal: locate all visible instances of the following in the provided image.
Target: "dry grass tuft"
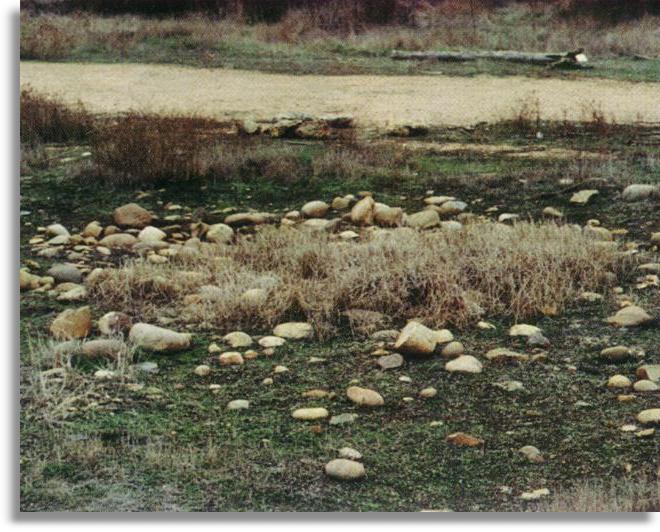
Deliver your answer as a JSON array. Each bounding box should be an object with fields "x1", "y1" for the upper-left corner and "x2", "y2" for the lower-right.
[
  {"x1": 87, "y1": 222, "x2": 621, "y2": 336},
  {"x1": 20, "y1": 87, "x2": 94, "y2": 145},
  {"x1": 538, "y1": 475, "x2": 660, "y2": 512}
]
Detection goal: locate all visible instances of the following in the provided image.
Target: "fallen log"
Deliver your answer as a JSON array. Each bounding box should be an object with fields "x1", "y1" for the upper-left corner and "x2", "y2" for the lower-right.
[{"x1": 391, "y1": 48, "x2": 588, "y2": 68}]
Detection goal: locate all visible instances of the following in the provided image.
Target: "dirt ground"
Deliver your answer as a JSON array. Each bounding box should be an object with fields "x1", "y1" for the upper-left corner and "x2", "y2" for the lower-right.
[{"x1": 20, "y1": 61, "x2": 660, "y2": 128}]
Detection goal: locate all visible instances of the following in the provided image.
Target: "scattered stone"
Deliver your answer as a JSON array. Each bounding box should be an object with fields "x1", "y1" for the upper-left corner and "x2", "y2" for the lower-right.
[
  {"x1": 419, "y1": 387, "x2": 437, "y2": 398},
  {"x1": 129, "y1": 323, "x2": 191, "y2": 352},
  {"x1": 113, "y1": 203, "x2": 153, "y2": 228},
  {"x1": 520, "y1": 488, "x2": 550, "y2": 501},
  {"x1": 600, "y1": 345, "x2": 632, "y2": 362},
  {"x1": 223, "y1": 331, "x2": 253, "y2": 348},
  {"x1": 350, "y1": 196, "x2": 375, "y2": 226},
  {"x1": 206, "y1": 223, "x2": 234, "y2": 244},
  {"x1": 324, "y1": 459, "x2": 365, "y2": 480},
  {"x1": 137, "y1": 226, "x2": 166, "y2": 242},
  {"x1": 441, "y1": 341, "x2": 464, "y2": 358},
  {"x1": 99, "y1": 233, "x2": 138, "y2": 249},
  {"x1": 620, "y1": 424, "x2": 638, "y2": 432},
  {"x1": 56, "y1": 285, "x2": 87, "y2": 302},
  {"x1": 445, "y1": 355, "x2": 482, "y2": 374},
  {"x1": 98, "y1": 311, "x2": 132, "y2": 336},
  {"x1": 301, "y1": 200, "x2": 330, "y2": 218},
  {"x1": 405, "y1": 209, "x2": 440, "y2": 229},
  {"x1": 637, "y1": 408, "x2": 660, "y2": 425},
  {"x1": 477, "y1": 321, "x2": 496, "y2": 330},
  {"x1": 134, "y1": 361, "x2": 159, "y2": 374},
  {"x1": 262, "y1": 377, "x2": 273, "y2": 385},
  {"x1": 338, "y1": 447, "x2": 362, "y2": 460},
  {"x1": 492, "y1": 380, "x2": 524, "y2": 392},
  {"x1": 373, "y1": 203, "x2": 403, "y2": 227},
  {"x1": 94, "y1": 369, "x2": 116, "y2": 381},
  {"x1": 621, "y1": 184, "x2": 658, "y2": 201},
  {"x1": 637, "y1": 365, "x2": 660, "y2": 382},
  {"x1": 509, "y1": 324, "x2": 542, "y2": 337},
  {"x1": 258, "y1": 336, "x2": 286, "y2": 348},
  {"x1": 485, "y1": 348, "x2": 529, "y2": 362},
  {"x1": 519, "y1": 445, "x2": 544, "y2": 463},
  {"x1": 273, "y1": 365, "x2": 289, "y2": 374},
  {"x1": 302, "y1": 389, "x2": 330, "y2": 399},
  {"x1": 329, "y1": 413, "x2": 358, "y2": 426},
  {"x1": 377, "y1": 353, "x2": 404, "y2": 370},
  {"x1": 542, "y1": 207, "x2": 563, "y2": 218},
  {"x1": 606, "y1": 306, "x2": 653, "y2": 327},
  {"x1": 219, "y1": 352, "x2": 244, "y2": 366},
  {"x1": 292, "y1": 407, "x2": 329, "y2": 420},
  {"x1": 194, "y1": 365, "x2": 211, "y2": 377},
  {"x1": 570, "y1": 190, "x2": 598, "y2": 205},
  {"x1": 346, "y1": 386, "x2": 384, "y2": 407},
  {"x1": 227, "y1": 399, "x2": 250, "y2": 410},
  {"x1": 81, "y1": 339, "x2": 125, "y2": 359},
  {"x1": 633, "y1": 380, "x2": 659, "y2": 392},
  {"x1": 46, "y1": 263, "x2": 82, "y2": 283},
  {"x1": 607, "y1": 375, "x2": 632, "y2": 388},
  {"x1": 433, "y1": 200, "x2": 467, "y2": 216},
  {"x1": 445, "y1": 432, "x2": 483, "y2": 447},
  {"x1": 273, "y1": 322, "x2": 314, "y2": 340},
  {"x1": 46, "y1": 223, "x2": 69, "y2": 237},
  {"x1": 394, "y1": 321, "x2": 437, "y2": 356},
  {"x1": 527, "y1": 332, "x2": 550, "y2": 347},
  {"x1": 636, "y1": 428, "x2": 655, "y2": 438},
  {"x1": 50, "y1": 306, "x2": 92, "y2": 340}
]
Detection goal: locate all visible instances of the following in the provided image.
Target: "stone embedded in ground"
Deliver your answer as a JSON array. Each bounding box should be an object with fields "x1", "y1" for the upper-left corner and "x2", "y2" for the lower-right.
[
  {"x1": 137, "y1": 226, "x2": 166, "y2": 243},
  {"x1": 441, "y1": 341, "x2": 464, "y2": 359},
  {"x1": 477, "y1": 321, "x2": 496, "y2": 330},
  {"x1": 542, "y1": 207, "x2": 563, "y2": 218},
  {"x1": 424, "y1": 195, "x2": 455, "y2": 206},
  {"x1": 98, "y1": 311, "x2": 132, "y2": 336},
  {"x1": 262, "y1": 377, "x2": 273, "y2": 385},
  {"x1": 94, "y1": 369, "x2": 116, "y2": 381},
  {"x1": 394, "y1": 321, "x2": 438, "y2": 356},
  {"x1": 206, "y1": 223, "x2": 234, "y2": 244},
  {"x1": 99, "y1": 233, "x2": 138, "y2": 249},
  {"x1": 433, "y1": 200, "x2": 467, "y2": 216},
  {"x1": 519, "y1": 445, "x2": 544, "y2": 463},
  {"x1": 607, "y1": 375, "x2": 632, "y2": 388},
  {"x1": 350, "y1": 196, "x2": 375, "y2": 226},
  {"x1": 346, "y1": 386, "x2": 384, "y2": 407},
  {"x1": 258, "y1": 336, "x2": 286, "y2": 348},
  {"x1": 520, "y1": 488, "x2": 550, "y2": 501},
  {"x1": 509, "y1": 324, "x2": 542, "y2": 337},
  {"x1": 377, "y1": 353, "x2": 404, "y2": 370},
  {"x1": 338, "y1": 447, "x2": 362, "y2": 460},
  {"x1": 128, "y1": 323, "x2": 192, "y2": 352},
  {"x1": 194, "y1": 365, "x2": 211, "y2": 377},
  {"x1": 634, "y1": 380, "x2": 659, "y2": 392},
  {"x1": 373, "y1": 203, "x2": 403, "y2": 227},
  {"x1": 492, "y1": 380, "x2": 524, "y2": 392},
  {"x1": 621, "y1": 184, "x2": 658, "y2": 201},
  {"x1": 301, "y1": 200, "x2": 330, "y2": 218},
  {"x1": 46, "y1": 263, "x2": 82, "y2": 284},
  {"x1": 113, "y1": 203, "x2": 153, "y2": 228},
  {"x1": 637, "y1": 365, "x2": 660, "y2": 382},
  {"x1": 600, "y1": 345, "x2": 632, "y2": 362},
  {"x1": 445, "y1": 432, "x2": 483, "y2": 447},
  {"x1": 570, "y1": 189, "x2": 599, "y2": 205},
  {"x1": 134, "y1": 361, "x2": 159, "y2": 374},
  {"x1": 302, "y1": 389, "x2": 330, "y2": 399},
  {"x1": 81, "y1": 221, "x2": 103, "y2": 238},
  {"x1": 273, "y1": 322, "x2": 314, "y2": 340},
  {"x1": 227, "y1": 399, "x2": 250, "y2": 410},
  {"x1": 324, "y1": 459, "x2": 365, "y2": 480},
  {"x1": 273, "y1": 365, "x2": 289, "y2": 373},
  {"x1": 606, "y1": 305, "x2": 653, "y2": 327},
  {"x1": 485, "y1": 348, "x2": 529, "y2": 362},
  {"x1": 405, "y1": 209, "x2": 440, "y2": 229},
  {"x1": 445, "y1": 355, "x2": 483, "y2": 374},
  {"x1": 223, "y1": 331, "x2": 253, "y2": 348},
  {"x1": 224, "y1": 212, "x2": 276, "y2": 227},
  {"x1": 419, "y1": 387, "x2": 437, "y2": 398},
  {"x1": 636, "y1": 409, "x2": 660, "y2": 425},
  {"x1": 81, "y1": 339, "x2": 125, "y2": 359},
  {"x1": 50, "y1": 306, "x2": 92, "y2": 340},
  {"x1": 331, "y1": 196, "x2": 351, "y2": 210},
  {"x1": 56, "y1": 285, "x2": 87, "y2": 302},
  {"x1": 329, "y1": 413, "x2": 358, "y2": 426},
  {"x1": 46, "y1": 223, "x2": 69, "y2": 237},
  {"x1": 433, "y1": 329, "x2": 454, "y2": 344},
  {"x1": 218, "y1": 351, "x2": 244, "y2": 365},
  {"x1": 292, "y1": 407, "x2": 329, "y2": 420}
]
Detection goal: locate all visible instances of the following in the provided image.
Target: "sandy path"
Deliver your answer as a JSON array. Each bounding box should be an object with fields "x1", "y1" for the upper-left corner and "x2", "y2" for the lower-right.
[{"x1": 20, "y1": 61, "x2": 660, "y2": 128}]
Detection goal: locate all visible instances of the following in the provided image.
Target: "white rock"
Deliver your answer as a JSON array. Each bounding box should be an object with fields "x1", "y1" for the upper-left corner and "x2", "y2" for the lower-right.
[
  {"x1": 324, "y1": 459, "x2": 365, "y2": 480},
  {"x1": 227, "y1": 399, "x2": 250, "y2": 410},
  {"x1": 292, "y1": 407, "x2": 329, "y2": 420},
  {"x1": 128, "y1": 323, "x2": 191, "y2": 352},
  {"x1": 206, "y1": 223, "x2": 234, "y2": 244},
  {"x1": 509, "y1": 324, "x2": 542, "y2": 337},
  {"x1": 223, "y1": 331, "x2": 253, "y2": 348},
  {"x1": 258, "y1": 336, "x2": 286, "y2": 348},
  {"x1": 138, "y1": 226, "x2": 166, "y2": 242},
  {"x1": 273, "y1": 322, "x2": 314, "y2": 340},
  {"x1": 445, "y1": 355, "x2": 483, "y2": 374}
]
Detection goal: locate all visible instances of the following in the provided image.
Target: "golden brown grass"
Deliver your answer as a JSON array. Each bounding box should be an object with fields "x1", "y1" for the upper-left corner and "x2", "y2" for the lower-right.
[
  {"x1": 20, "y1": 87, "x2": 93, "y2": 145},
  {"x1": 87, "y1": 222, "x2": 621, "y2": 337},
  {"x1": 538, "y1": 475, "x2": 660, "y2": 512}
]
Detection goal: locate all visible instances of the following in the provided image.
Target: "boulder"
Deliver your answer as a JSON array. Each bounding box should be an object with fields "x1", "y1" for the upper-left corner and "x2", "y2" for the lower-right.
[
  {"x1": 441, "y1": 341, "x2": 464, "y2": 358},
  {"x1": 445, "y1": 355, "x2": 483, "y2": 374},
  {"x1": 273, "y1": 322, "x2": 314, "y2": 340},
  {"x1": 99, "y1": 233, "x2": 138, "y2": 250},
  {"x1": 636, "y1": 365, "x2": 660, "y2": 382},
  {"x1": 128, "y1": 323, "x2": 191, "y2": 352},
  {"x1": 46, "y1": 263, "x2": 82, "y2": 284},
  {"x1": 509, "y1": 324, "x2": 542, "y2": 337},
  {"x1": 600, "y1": 345, "x2": 633, "y2": 362},
  {"x1": 113, "y1": 203, "x2": 153, "y2": 228},
  {"x1": 223, "y1": 331, "x2": 253, "y2": 348},
  {"x1": 50, "y1": 306, "x2": 92, "y2": 340},
  {"x1": 137, "y1": 226, "x2": 166, "y2": 243},
  {"x1": 637, "y1": 409, "x2": 660, "y2": 425},
  {"x1": 405, "y1": 210, "x2": 440, "y2": 229},
  {"x1": 394, "y1": 321, "x2": 437, "y2": 356},
  {"x1": 98, "y1": 311, "x2": 132, "y2": 336},
  {"x1": 301, "y1": 200, "x2": 330, "y2": 218},
  {"x1": 622, "y1": 184, "x2": 658, "y2": 201},
  {"x1": 350, "y1": 197, "x2": 375, "y2": 226},
  {"x1": 218, "y1": 351, "x2": 244, "y2": 365},
  {"x1": 324, "y1": 459, "x2": 365, "y2": 480},
  {"x1": 206, "y1": 223, "x2": 234, "y2": 244},
  {"x1": 606, "y1": 306, "x2": 653, "y2": 327},
  {"x1": 292, "y1": 407, "x2": 329, "y2": 420},
  {"x1": 373, "y1": 203, "x2": 403, "y2": 227},
  {"x1": 346, "y1": 386, "x2": 384, "y2": 407},
  {"x1": 570, "y1": 190, "x2": 599, "y2": 205},
  {"x1": 81, "y1": 339, "x2": 126, "y2": 359}
]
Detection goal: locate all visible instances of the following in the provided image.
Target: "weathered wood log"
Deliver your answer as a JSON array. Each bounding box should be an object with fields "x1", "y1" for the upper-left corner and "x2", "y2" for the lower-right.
[{"x1": 391, "y1": 48, "x2": 588, "y2": 68}]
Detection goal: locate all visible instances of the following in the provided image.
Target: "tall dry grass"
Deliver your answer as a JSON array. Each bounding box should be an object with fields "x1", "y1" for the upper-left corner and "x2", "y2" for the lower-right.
[{"x1": 87, "y1": 222, "x2": 621, "y2": 336}]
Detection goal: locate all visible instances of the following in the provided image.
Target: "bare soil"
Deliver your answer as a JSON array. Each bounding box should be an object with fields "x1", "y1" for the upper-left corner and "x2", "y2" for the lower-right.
[{"x1": 20, "y1": 61, "x2": 660, "y2": 128}]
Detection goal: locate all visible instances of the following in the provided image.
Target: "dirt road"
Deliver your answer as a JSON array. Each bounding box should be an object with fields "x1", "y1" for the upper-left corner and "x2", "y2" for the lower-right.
[{"x1": 20, "y1": 61, "x2": 660, "y2": 128}]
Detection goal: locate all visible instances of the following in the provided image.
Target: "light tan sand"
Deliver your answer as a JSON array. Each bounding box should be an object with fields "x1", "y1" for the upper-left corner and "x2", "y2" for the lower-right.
[{"x1": 20, "y1": 61, "x2": 660, "y2": 128}]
